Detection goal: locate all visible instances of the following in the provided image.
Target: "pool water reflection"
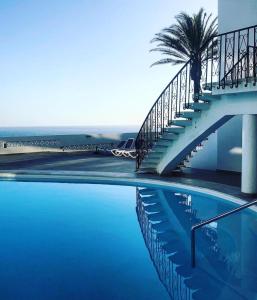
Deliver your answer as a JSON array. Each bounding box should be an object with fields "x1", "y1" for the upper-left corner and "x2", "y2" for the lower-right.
[
  {"x1": 0, "y1": 181, "x2": 256, "y2": 299},
  {"x1": 136, "y1": 187, "x2": 257, "y2": 300}
]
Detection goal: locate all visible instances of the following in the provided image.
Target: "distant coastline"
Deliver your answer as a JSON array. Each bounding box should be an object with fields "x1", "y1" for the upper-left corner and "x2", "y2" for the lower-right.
[{"x1": 0, "y1": 126, "x2": 140, "y2": 138}]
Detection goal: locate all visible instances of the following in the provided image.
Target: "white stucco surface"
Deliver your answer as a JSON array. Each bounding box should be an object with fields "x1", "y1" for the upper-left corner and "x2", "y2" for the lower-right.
[
  {"x1": 189, "y1": 132, "x2": 218, "y2": 171},
  {"x1": 218, "y1": 0, "x2": 257, "y2": 33},
  {"x1": 187, "y1": 0, "x2": 257, "y2": 174},
  {"x1": 157, "y1": 91, "x2": 257, "y2": 175},
  {"x1": 217, "y1": 116, "x2": 242, "y2": 172}
]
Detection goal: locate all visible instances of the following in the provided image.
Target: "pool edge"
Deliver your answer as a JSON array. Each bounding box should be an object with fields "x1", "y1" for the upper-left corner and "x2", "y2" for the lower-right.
[{"x1": 0, "y1": 170, "x2": 255, "y2": 208}]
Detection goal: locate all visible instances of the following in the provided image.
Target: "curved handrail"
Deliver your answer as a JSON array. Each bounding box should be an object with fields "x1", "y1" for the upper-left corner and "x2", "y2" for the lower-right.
[
  {"x1": 136, "y1": 24, "x2": 257, "y2": 170},
  {"x1": 135, "y1": 58, "x2": 193, "y2": 169},
  {"x1": 137, "y1": 60, "x2": 191, "y2": 135}
]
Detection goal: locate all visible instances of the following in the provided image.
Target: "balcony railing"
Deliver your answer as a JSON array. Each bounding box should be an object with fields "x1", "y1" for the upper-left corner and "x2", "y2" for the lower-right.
[{"x1": 136, "y1": 24, "x2": 257, "y2": 170}]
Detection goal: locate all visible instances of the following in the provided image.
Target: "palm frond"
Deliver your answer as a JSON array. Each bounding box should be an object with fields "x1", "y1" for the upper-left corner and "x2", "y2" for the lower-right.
[
  {"x1": 150, "y1": 47, "x2": 188, "y2": 61},
  {"x1": 150, "y1": 58, "x2": 185, "y2": 67},
  {"x1": 150, "y1": 8, "x2": 218, "y2": 68}
]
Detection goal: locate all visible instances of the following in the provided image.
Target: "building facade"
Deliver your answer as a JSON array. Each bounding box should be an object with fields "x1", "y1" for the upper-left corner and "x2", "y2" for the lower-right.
[{"x1": 189, "y1": 0, "x2": 257, "y2": 182}]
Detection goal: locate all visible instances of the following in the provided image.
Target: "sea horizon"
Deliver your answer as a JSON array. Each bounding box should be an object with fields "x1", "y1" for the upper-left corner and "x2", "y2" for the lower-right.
[{"x1": 0, "y1": 125, "x2": 140, "y2": 138}]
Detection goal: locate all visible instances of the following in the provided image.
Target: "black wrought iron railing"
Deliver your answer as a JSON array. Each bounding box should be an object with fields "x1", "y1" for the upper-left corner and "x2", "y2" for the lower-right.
[
  {"x1": 136, "y1": 24, "x2": 257, "y2": 169},
  {"x1": 221, "y1": 45, "x2": 257, "y2": 87}
]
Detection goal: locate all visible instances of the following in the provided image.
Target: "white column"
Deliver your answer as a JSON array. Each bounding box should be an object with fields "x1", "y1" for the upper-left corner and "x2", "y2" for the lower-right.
[{"x1": 241, "y1": 114, "x2": 257, "y2": 194}]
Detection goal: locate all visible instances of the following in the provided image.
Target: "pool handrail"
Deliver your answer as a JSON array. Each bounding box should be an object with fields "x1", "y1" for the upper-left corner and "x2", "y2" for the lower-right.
[{"x1": 191, "y1": 198, "x2": 257, "y2": 268}]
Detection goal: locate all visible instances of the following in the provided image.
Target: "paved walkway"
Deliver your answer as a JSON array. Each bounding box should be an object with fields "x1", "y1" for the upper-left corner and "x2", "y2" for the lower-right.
[
  {"x1": 0, "y1": 152, "x2": 135, "y2": 172},
  {"x1": 0, "y1": 151, "x2": 249, "y2": 200}
]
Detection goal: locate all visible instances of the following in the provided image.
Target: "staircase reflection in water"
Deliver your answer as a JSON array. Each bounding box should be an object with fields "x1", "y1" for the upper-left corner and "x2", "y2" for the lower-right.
[
  {"x1": 136, "y1": 187, "x2": 256, "y2": 300},
  {"x1": 136, "y1": 188, "x2": 192, "y2": 299}
]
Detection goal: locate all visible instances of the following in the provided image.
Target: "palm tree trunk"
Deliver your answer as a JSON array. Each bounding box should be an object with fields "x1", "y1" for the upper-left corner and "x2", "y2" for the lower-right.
[
  {"x1": 194, "y1": 77, "x2": 200, "y2": 100},
  {"x1": 190, "y1": 60, "x2": 202, "y2": 101}
]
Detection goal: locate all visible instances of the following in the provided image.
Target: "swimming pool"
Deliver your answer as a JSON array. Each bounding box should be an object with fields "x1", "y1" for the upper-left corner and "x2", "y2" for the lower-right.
[{"x1": 0, "y1": 181, "x2": 256, "y2": 299}]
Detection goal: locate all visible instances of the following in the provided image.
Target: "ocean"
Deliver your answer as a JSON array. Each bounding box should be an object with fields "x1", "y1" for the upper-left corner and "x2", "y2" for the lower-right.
[{"x1": 0, "y1": 126, "x2": 139, "y2": 138}]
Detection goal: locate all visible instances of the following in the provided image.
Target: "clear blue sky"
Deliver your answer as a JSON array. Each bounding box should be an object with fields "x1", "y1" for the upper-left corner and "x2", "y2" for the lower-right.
[{"x1": 0, "y1": 0, "x2": 217, "y2": 126}]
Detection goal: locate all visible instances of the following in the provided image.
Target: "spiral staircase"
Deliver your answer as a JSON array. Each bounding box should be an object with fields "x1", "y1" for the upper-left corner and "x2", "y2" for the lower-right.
[{"x1": 135, "y1": 24, "x2": 257, "y2": 175}]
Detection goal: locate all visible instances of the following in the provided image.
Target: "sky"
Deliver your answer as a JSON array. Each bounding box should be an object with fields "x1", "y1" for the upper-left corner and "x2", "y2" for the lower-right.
[{"x1": 0, "y1": 0, "x2": 217, "y2": 127}]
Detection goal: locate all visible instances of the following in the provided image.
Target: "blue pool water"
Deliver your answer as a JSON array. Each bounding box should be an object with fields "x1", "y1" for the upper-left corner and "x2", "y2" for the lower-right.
[{"x1": 0, "y1": 181, "x2": 256, "y2": 299}]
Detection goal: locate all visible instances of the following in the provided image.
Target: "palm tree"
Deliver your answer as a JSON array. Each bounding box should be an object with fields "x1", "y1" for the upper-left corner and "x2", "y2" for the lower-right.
[{"x1": 151, "y1": 8, "x2": 217, "y2": 99}]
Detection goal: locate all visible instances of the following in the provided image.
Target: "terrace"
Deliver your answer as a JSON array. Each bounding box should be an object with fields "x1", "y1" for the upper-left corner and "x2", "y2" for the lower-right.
[{"x1": 0, "y1": 151, "x2": 244, "y2": 199}]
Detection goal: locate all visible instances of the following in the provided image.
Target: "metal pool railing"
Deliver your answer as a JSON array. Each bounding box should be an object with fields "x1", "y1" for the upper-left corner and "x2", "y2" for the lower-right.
[{"x1": 191, "y1": 198, "x2": 257, "y2": 268}]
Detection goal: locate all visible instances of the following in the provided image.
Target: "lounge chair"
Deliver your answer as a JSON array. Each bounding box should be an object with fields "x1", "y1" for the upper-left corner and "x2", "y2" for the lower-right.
[
  {"x1": 96, "y1": 140, "x2": 126, "y2": 155},
  {"x1": 110, "y1": 140, "x2": 127, "y2": 156},
  {"x1": 97, "y1": 138, "x2": 136, "y2": 158},
  {"x1": 122, "y1": 148, "x2": 137, "y2": 158},
  {"x1": 111, "y1": 138, "x2": 133, "y2": 156},
  {"x1": 114, "y1": 138, "x2": 136, "y2": 158}
]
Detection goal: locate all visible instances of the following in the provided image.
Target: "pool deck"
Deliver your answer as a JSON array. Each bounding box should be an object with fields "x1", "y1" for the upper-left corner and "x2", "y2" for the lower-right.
[{"x1": 0, "y1": 151, "x2": 252, "y2": 201}]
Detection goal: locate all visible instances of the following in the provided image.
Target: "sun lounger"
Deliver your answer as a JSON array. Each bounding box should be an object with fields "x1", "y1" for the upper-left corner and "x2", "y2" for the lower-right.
[
  {"x1": 111, "y1": 138, "x2": 134, "y2": 156},
  {"x1": 95, "y1": 140, "x2": 125, "y2": 155},
  {"x1": 97, "y1": 138, "x2": 137, "y2": 158},
  {"x1": 114, "y1": 138, "x2": 137, "y2": 158},
  {"x1": 110, "y1": 140, "x2": 128, "y2": 156}
]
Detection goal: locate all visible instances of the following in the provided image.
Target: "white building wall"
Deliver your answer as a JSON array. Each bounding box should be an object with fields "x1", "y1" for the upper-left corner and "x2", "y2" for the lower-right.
[
  {"x1": 189, "y1": 132, "x2": 217, "y2": 171},
  {"x1": 216, "y1": 0, "x2": 257, "y2": 173},
  {"x1": 188, "y1": 117, "x2": 243, "y2": 173},
  {"x1": 217, "y1": 116, "x2": 242, "y2": 172},
  {"x1": 189, "y1": 0, "x2": 257, "y2": 173},
  {"x1": 218, "y1": 0, "x2": 257, "y2": 33}
]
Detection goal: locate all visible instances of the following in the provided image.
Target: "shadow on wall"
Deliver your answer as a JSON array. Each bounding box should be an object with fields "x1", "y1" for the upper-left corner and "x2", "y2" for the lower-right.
[
  {"x1": 188, "y1": 116, "x2": 244, "y2": 173},
  {"x1": 217, "y1": 115, "x2": 242, "y2": 173}
]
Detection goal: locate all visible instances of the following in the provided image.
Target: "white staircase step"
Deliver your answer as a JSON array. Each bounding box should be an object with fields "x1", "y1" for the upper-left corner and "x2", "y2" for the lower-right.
[
  {"x1": 199, "y1": 94, "x2": 221, "y2": 101},
  {"x1": 157, "y1": 230, "x2": 177, "y2": 243},
  {"x1": 161, "y1": 133, "x2": 179, "y2": 140},
  {"x1": 138, "y1": 167, "x2": 156, "y2": 173},
  {"x1": 138, "y1": 188, "x2": 156, "y2": 196},
  {"x1": 172, "y1": 119, "x2": 192, "y2": 127},
  {"x1": 141, "y1": 196, "x2": 160, "y2": 205},
  {"x1": 153, "y1": 144, "x2": 169, "y2": 150},
  {"x1": 149, "y1": 150, "x2": 166, "y2": 157},
  {"x1": 146, "y1": 153, "x2": 162, "y2": 159},
  {"x1": 145, "y1": 157, "x2": 160, "y2": 163},
  {"x1": 171, "y1": 167, "x2": 183, "y2": 173},
  {"x1": 144, "y1": 160, "x2": 160, "y2": 166},
  {"x1": 141, "y1": 162, "x2": 158, "y2": 168},
  {"x1": 151, "y1": 221, "x2": 172, "y2": 232},
  {"x1": 145, "y1": 158, "x2": 161, "y2": 163},
  {"x1": 183, "y1": 156, "x2": 190, "y2": 163},
  {"x1": 165, "y1": 126, "x2": 185, "y2": 134},
  {"x1": 157, "y1": 139, "x2": 173, "y2": 146},
  {"x1": 202, "y1": 83, "x2": 212, "y2": 90},
  {"x1": 179, "y1": 111, "x2": 201, "y2": 119},
  {"x1": 147, "y1": 212, "x2": 167, "y2": 222},
  {"x1": 150, "y1": 149, "x2": 166, "y2": 155},
  {"x1": 188, "y1": 102, "x2": 210, "y2": 111},
  {"x1": 144, "y1": 203, "x2": 162, "y2": 213},
  {"x1": 174, "y1": 193, "x2": 188, "y2": 199},
  {"x1": 177, "y1": 163, "x2": 187, "y2": 169}
]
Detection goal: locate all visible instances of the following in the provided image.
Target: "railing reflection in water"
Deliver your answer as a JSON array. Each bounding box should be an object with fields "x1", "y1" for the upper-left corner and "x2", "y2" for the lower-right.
[
  {"x1": 136, "y1": 188, "x2": 192, "y2": 300},
  {"x1": 135, "y1": 187, "x2": 246, "y2": 299}
]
